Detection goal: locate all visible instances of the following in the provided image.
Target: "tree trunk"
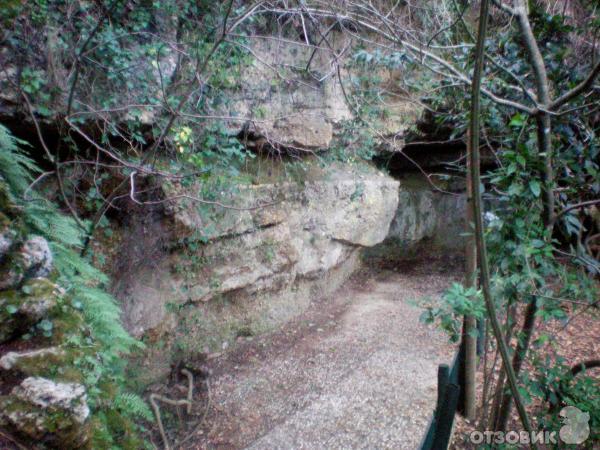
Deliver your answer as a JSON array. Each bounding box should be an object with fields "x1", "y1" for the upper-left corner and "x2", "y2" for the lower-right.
[
  {"x1": 468, "y1": 0, "x2": 535, "y2": 440},
  {"x1": 464, "y1": 129, "x2": 478, "y2": 421},
  {"x1": 494, "y1": 1, "x2": 555, "y2": 429},
  {"x1": 496, "y1": 298, "x2": 537, "y2": 430}
]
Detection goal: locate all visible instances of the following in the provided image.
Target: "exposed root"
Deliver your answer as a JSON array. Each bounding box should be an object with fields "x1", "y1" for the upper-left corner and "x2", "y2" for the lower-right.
[
  {"x1": 176, "y1": 377, "x2": 212, "y2": 448},
  {"x1": 150, "y1": 368, "x2": 194, "y2": 450}
]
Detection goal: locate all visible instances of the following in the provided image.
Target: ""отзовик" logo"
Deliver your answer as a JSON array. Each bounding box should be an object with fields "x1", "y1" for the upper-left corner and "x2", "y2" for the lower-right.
[{"x1": 468, "y1": 406, "x2": 590, "y2": 446}]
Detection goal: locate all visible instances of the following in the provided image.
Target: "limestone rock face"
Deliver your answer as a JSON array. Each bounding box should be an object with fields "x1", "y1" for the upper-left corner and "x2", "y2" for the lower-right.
[
  {"x1": 388, "y1": 190, "x2": 439, "y2": 243},
  {"x1": 301, "y1": 171, "x2": 398, "y2": 247},
  {"x1": 1, "y1": 377, "x2": 90, "y2": 448},
  {"x1": 218, "y1": 35, "x2": 352, "y2": 152},
  {"x1": 388, "y1": 188, "x2": 466, "y2": 250},
  {"x1": 219, "y1": 34, "x2": 425, "y2": 153},
  {"x1": 115, "y1": 162, "x2": 399, "y2": 363},
  {"x1": 366, "y1": 174, "x2": 467, "y2": 260},
  {"x1": 255, "y1": 114, "x2": 334, "y2": 150}
]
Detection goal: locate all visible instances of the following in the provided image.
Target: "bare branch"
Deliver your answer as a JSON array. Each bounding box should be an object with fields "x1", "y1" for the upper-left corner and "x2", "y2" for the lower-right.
[
  {"x1": 128, "y1": 171, "x2": 279, "y2": 211},
  {"x1": 553, "y1": 198, "x2": 600, "y2": 223},
  {"x1": 20, "y1": 91, "x2": 86, "y2": 230},
  {"x1": 550, "y1": 61, "x2": 600, "y2": 110}
]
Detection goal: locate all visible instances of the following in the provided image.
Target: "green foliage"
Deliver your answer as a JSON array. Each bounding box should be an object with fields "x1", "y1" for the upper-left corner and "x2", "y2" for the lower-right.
[
  {"x1": 327, "y1": 119, "x2": 378, "y2": 164},
  {"x1": 0, "y1": 124, "x2": 146, "y2": 448},
  {"x1": 114, "y1": 392, "x2": 154, "y2": 422},
  {"x1": 321, "y1": 44, "x2": 416, "y2": 165},
  {"x1": 395, "y1": 0, "x2": 600, "y2": 434},
  {"x1": 534, "y1": 357, "x2": 600, "y2": 448},
  {"x1": 420, "y1": 283, "x2": 485, "y2": 343},
  {"x1": 185, "y1": 121, "x2": 247, "y2": 177},
  {"x1": 0, "y1": 126, "x2": 39, "y2": 196}
]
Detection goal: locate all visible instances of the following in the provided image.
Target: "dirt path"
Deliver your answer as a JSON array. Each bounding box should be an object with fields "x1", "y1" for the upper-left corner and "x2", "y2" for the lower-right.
[{"x1": 187, "y1": 260, "x2": 461, "y2": 450}]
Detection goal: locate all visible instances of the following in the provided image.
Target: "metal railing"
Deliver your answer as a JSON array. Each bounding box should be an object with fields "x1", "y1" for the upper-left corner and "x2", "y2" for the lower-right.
[{"x1": 419, "y1": 345, "x2": 464, "y2": 450}]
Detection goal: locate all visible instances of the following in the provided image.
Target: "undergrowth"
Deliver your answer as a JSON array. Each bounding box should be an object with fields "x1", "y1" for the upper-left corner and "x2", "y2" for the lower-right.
[{"x1": 0, "y1": 124, "x2": 152, "y2": 448}]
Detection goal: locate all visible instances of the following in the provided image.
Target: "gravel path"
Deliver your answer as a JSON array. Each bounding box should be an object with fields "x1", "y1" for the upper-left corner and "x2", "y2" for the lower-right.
[{"x1": 189, "y1": 261, "x2": 460, "y2": 450}]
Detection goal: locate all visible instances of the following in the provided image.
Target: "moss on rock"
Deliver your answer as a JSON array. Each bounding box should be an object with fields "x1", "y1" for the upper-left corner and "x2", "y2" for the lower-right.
[
  {"x1": 0, "y1": 377, "x2": 91, "y2": 448},
  {"x1": 0, "y1": 278, "x2": 59, "y2": 343}
]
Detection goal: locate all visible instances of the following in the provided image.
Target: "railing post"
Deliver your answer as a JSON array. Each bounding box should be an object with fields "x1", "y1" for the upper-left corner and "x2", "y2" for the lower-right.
[
  {"x1": 432, "y1": 383, "x2": 461, "y2": 450},
  {"x1": 419, "y1": 356, "x2": 463, "y2": 450},
  {"x1": 437, "y1": 364, "x2": 450, "y2": 416},
  {"x1": 457, "y1": 338, "x2": 466, "y2": 416},
  {"x1": 477, "y1": 318, "x2": 485, "y2": 356}
]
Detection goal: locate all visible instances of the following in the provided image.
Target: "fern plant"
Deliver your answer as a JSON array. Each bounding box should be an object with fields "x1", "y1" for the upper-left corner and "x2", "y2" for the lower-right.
[{"x1": 0, "y1": 124, "x2": 150, "y2": 448}]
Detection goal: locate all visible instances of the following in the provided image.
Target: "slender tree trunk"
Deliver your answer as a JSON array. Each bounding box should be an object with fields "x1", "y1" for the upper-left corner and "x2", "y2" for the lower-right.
[
  {"x1": 495, "y1": 1, "x2": 555, "y2": 430},
  {"x1": 514, "y1": 0, "x2": 554, "y2": 225},
  {"x1": 464, "y1": 129, "x2": 478, "y2": 421},
  {"x1": 496, "y1": 298, "x2": 538, "y2": 430},
  {"x1": 468, "y1": 0, "x2": 536, "y2": 441},
  {"x1": 490, "y1": 300, "x2": 518, "y2": 429},
  {"x1": 490, "y1": 369, "x2": 506, "y2": 429}
]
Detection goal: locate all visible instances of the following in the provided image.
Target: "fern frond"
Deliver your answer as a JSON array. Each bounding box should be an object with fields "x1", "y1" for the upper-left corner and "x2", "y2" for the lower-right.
[
  {"x1": 51, "y1": 243, "x2": 109, "y2": 283},
  {"x1": 0, "y1": 124, "x2": 38, "y2": 198},
  {"x1": 26, "y1": 203, "x2": 87, "y2": 247},
  {"x1": 72, "y1": 284, "x2": 139, "y2": 351},
  {"x1": 114, "y1": 393, "x2": 153, "y2": 421},
  {"x1": 1, "y1": 123, "x2": 145, "y2": 444}
]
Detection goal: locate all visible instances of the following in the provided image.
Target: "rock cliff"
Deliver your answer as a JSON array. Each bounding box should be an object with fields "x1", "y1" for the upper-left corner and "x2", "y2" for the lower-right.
[
  {"x1": 111, "y1": 162, "x2": 400, "y2": 380},
  {"x1": 0, "y1": 5, "x2": 467, "y2": 391}
]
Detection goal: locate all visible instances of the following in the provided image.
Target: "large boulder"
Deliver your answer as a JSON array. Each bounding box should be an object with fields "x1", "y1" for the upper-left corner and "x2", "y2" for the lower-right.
[
  {"x1": 113, "y1": 162, "x2": 399, "y2": 374},
  {"x1": 0, "y1": 377, "x2": 90, "y2": 448}
]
